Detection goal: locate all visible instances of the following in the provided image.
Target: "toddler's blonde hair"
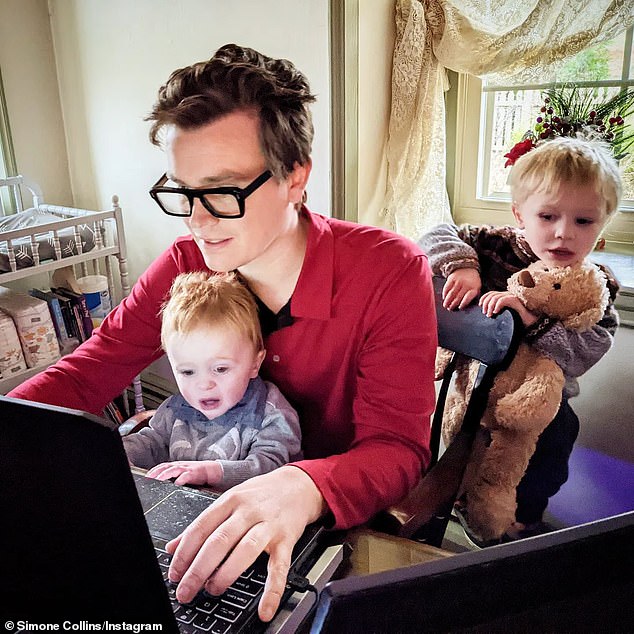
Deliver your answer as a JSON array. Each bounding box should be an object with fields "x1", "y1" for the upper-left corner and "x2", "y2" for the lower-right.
[
  {"x1": 509, "y1": 136, "x2": 622, "y2": 215},
  {"x1": 160, "y1": 271, "x2": 263, "y2": 352}
]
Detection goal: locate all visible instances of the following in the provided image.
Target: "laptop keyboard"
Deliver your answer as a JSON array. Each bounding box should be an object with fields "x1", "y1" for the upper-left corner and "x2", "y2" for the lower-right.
[{"x1": 154, "y1": 537, "x2": 267, "y2": 634}]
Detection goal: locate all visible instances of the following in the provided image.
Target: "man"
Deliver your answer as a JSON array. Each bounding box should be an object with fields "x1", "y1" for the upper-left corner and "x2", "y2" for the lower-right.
[{"x1": 10, "y1": 43, "x2": 437, "y2": 621}]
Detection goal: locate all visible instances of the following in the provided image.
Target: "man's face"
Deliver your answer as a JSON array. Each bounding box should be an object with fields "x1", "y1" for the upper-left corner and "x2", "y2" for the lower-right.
[{"x1": 164, "y1": 110, "x2": 309, "y2": 274}]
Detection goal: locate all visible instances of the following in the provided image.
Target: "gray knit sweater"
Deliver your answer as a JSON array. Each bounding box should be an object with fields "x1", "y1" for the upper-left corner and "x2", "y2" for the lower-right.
[
  {"x1": 123, "y1": 376, "x2": 302, "y2": 489},
  {"x1": 418, "y1": 223, "x2": 620, "y2": 398}
]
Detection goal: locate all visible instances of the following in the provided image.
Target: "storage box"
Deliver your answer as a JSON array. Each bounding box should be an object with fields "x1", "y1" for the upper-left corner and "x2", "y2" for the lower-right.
[
  {"x1": 342, "y1": 528, "x2": 454, "y2": 577},
  {"x1": 0, "y1": 288, "x2": 60, "y2": 368},
  {"x1": 0, "y1": 308, "x2": 27, "y2": 378}
]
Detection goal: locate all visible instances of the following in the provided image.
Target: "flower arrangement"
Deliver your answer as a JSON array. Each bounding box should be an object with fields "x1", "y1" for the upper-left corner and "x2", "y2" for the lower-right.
[{"x1": 504, "y1": 84, "x2": 634, "y2": 167}]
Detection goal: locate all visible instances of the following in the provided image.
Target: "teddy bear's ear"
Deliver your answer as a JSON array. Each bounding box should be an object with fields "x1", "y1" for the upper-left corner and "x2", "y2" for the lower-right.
[
  {"x1": 563, "y1": 306, "x2": 604, "y2": 330},
  {"x1": 517, "y1": 270, "x2": 535, "y2": 288}
]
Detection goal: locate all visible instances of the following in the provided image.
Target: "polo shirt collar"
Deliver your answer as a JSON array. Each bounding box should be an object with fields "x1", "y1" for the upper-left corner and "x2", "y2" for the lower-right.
[{"x1": 291, "y1": 206, "x2": 333, "y2": 320}]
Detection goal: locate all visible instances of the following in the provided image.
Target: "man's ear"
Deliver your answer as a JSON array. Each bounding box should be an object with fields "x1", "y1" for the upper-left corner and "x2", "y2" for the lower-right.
[
  {"x1": 251, "y1": 348, "x2": 266, "y2": 378},
  {"x1": 287, "y1": 160, "x2": 312, "y2": 206},
  {"x1": 511, "y1": 203, "x2": 525, "y2": 229}
]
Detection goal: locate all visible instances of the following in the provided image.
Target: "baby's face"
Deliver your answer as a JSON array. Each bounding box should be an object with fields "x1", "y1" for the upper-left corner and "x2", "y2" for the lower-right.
[
  {"x1": 512, "y1": 181, "x2": 608, "y2": 268},
  {"x1": 165, "y1": 325, "x2": 265, "y2": 420}
]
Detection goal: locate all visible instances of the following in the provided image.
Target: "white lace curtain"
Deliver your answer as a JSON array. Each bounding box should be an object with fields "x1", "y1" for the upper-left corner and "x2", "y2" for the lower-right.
[{"x1": 383, "y1": 0, "x2": 634, "y2": 240}]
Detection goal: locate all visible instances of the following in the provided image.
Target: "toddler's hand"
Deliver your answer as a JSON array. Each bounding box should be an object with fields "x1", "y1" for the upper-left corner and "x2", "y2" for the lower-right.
[
  {"x1": 443, "y1": 269, "x2": 482, "y2": 310},
  {"x1": 146, "y1": 460, "x2": 223, "y2": 486},
  {"x1": 479, "y1": 291, "x2": 538, "y2": 326}
]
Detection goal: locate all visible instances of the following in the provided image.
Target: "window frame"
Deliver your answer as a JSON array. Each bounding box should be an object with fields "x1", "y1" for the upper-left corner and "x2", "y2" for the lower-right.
[{"x1": 450, "y1": 46, "x2": 634, "y2": 254}]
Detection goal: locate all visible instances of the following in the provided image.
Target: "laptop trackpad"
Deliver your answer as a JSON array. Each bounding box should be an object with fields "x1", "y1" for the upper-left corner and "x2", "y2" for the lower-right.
[{"x1": 133, "y1": 473, "x2": 218, "y2": 541}]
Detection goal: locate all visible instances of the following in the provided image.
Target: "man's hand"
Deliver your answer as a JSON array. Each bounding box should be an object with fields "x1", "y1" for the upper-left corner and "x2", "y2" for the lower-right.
[
  {"x1": 442, "y1": 268, "x2": 482, "y2": 310},
  {"x1": 165, "y1": 466, "x2": 326, "y2": 622},
  {"x1": 146, "y1": 460, "x2": 223, "y2": 486},
  {"x1": 479, "y1": 291, "x2": 539, "y2": 326}
]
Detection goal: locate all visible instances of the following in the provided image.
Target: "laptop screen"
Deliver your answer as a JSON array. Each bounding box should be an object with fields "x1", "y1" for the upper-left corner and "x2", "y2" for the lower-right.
[{"x1": 0, "y1": 395, "x2": 179, "y2": 628}]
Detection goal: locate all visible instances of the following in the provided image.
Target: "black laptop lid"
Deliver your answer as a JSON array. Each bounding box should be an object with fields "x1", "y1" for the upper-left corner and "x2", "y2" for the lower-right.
[
  {"x1": 310, "y1": 511, "x2": 634, "y2": 633},
  {"x1": 0, "y1": 396, "x2": 178, "y2": 628}
]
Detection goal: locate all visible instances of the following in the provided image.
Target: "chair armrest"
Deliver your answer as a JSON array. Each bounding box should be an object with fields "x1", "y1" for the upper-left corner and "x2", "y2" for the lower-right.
[{"x1": 118, "y1": 409, "x2": 156, "y2": 436}]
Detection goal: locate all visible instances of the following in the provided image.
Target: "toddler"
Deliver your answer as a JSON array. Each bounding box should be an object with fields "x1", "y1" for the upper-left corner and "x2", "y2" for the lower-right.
[
  {"x1": 420, "y1": 136, "x2": 621, "y2": 542},
  {"x1": 123, "y1": 271, "x2": 302, "y2": 489}
]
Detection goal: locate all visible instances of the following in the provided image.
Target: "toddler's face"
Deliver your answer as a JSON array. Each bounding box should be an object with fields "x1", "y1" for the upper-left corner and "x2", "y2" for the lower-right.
[
  {"x1": 512, "y1": 181, "x2": 608, "y2": 268},
  {"x1": 165, "y1": 325, "x2": 265, "y2": 420}
]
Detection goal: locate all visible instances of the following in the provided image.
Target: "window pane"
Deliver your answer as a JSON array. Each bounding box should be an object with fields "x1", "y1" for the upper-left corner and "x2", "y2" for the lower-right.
[
  {"x1": 552, "y1": 31, "x2": 627, "y2": 83},
  {"x1": 486, "y1": 89, "x2": 542, "y2": 196}
]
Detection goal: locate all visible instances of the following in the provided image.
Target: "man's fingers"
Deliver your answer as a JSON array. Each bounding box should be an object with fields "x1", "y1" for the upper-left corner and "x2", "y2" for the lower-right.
[
  {"x1": 169, "y1": 504, "x2": 237, "y2": 596},
  {"x1": 203, "y1": 523, "x2": 269, "y2": 595},
  {"x1": 258, "y1": 544, "x2": 294, "y2": 622}
]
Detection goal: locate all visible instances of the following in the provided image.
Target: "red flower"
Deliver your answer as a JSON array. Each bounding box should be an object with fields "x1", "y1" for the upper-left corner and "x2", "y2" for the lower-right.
[{"x1": 504, "y1": 139, "x2": 536, "y2": 167}]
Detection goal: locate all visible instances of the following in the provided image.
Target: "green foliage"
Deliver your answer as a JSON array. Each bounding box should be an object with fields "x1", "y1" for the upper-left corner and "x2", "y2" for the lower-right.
[
  {"x1": 532, "y1": 84, "x2": 634, "y2": 160},
  {"x1": 558, "y1": 43, "x2": 610, "y2": 83}
]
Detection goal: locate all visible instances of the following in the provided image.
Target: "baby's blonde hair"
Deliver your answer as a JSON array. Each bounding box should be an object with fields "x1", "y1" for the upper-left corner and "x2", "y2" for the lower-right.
[
  {"x1": 509, "y1": 136, "x2": 622, "y2": 215},
  {"x1": 160, "y1": 271, "x2": 263, "y2": 352}
]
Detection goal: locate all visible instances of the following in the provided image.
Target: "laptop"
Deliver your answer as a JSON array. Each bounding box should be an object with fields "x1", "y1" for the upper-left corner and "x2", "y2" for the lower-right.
[
  {"x1": 310, "y1": 510, "x2": 634, "y2": 633},
  {"x1": 0, "y1": 395, "x2": 340, "y2": 632}
]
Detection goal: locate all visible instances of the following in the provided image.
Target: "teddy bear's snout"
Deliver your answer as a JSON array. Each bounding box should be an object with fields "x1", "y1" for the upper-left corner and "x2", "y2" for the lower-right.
[{"x1": 517, "y1": 270, "x2": 535, "y2": 288}]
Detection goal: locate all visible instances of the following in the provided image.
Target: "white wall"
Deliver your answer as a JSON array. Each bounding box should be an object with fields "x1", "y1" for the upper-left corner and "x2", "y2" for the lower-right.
[
  {"x1": 47, "y1": 0, "x2": 331, "y2": 281},
  {"x1": 357, "y1": 0, "x2": 395, "y2": 228},
  {"x1": 0, "y1": 0, "x2": 72, "y2": 206}
]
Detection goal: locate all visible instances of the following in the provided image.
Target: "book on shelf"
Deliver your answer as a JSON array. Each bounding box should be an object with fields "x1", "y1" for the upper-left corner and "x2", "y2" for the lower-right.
[
  {"x1": 49, "y1": 291, "x2": 80, "y2": 342},
  {"x1": 52, "y1": 287, "x2": 94, "y2": 341},
  {"x1": 52, "y1": 287, "x2": 94, "y2": 339},
  {"x1": 28, "y1": 288, "x2": 73, "y2": 342}
]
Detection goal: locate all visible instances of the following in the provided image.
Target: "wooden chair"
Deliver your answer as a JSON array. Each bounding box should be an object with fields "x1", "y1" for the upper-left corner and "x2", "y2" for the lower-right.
[{"x1": 371, "y1": 276, "x2": 523, "y2": 547}]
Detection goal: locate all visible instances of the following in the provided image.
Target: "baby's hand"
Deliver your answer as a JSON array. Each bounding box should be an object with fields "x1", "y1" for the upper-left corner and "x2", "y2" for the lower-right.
[
  {"x1": 146, "y1": 460, "x2": 223, "y2": 486},
  {"x1": 479, "y1": 291, "x2": 538, "y2": 326},
  {"x1": 443, "y1": 269, "x2": 482, "y2": 310}
]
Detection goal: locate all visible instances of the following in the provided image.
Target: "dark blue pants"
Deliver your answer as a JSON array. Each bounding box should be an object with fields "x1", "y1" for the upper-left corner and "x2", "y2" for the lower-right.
[{"x1": 515, "y1": 399, "x2": 580, "y2": 525}]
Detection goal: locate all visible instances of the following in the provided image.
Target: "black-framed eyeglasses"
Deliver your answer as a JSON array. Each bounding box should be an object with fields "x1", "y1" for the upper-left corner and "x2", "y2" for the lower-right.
[{"x1": 149, "y1": 170, "x2": 272, "y2": 219}]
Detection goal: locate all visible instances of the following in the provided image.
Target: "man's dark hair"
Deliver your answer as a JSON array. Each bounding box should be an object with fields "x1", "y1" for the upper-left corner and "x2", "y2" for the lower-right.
[{"x1": 146, "y1": 43, "x2": 316, "y2": 178}]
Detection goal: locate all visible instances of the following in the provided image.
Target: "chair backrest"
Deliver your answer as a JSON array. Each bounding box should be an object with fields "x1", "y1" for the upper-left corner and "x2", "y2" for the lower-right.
[{"x1": 372, "y1": 276, "x2": 523, "y2": 545}]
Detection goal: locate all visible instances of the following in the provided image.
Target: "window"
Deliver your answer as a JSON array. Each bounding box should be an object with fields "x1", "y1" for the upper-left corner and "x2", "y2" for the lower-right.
[
  {"x1": 0, "y1": 65, "x2": 19, "y2": 213},
  {"x1": 451, "y1": 28, "x2": 634, "y2": 252}
]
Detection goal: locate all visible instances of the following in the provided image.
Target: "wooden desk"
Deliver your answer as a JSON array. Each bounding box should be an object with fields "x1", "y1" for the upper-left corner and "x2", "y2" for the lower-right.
[{"x1": 339, "y1": 527, "x2": 454, "y2": 579}]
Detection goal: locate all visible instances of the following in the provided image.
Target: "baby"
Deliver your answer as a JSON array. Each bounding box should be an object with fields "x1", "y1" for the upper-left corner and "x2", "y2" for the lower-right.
[{"x1": 123, "y1": 271, "x2": 302, "y2": 489}]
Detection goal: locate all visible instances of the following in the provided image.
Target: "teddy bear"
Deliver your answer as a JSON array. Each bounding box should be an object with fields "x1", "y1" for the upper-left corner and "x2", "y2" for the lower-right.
[{"x1": 439, "y1": 259, "x2": 610, "y2": 542}]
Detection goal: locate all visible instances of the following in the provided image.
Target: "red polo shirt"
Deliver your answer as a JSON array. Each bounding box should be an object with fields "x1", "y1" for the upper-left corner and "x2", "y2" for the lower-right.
[{"x1": 9, "y1": 209, "x2": 437, "y2": 528}]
